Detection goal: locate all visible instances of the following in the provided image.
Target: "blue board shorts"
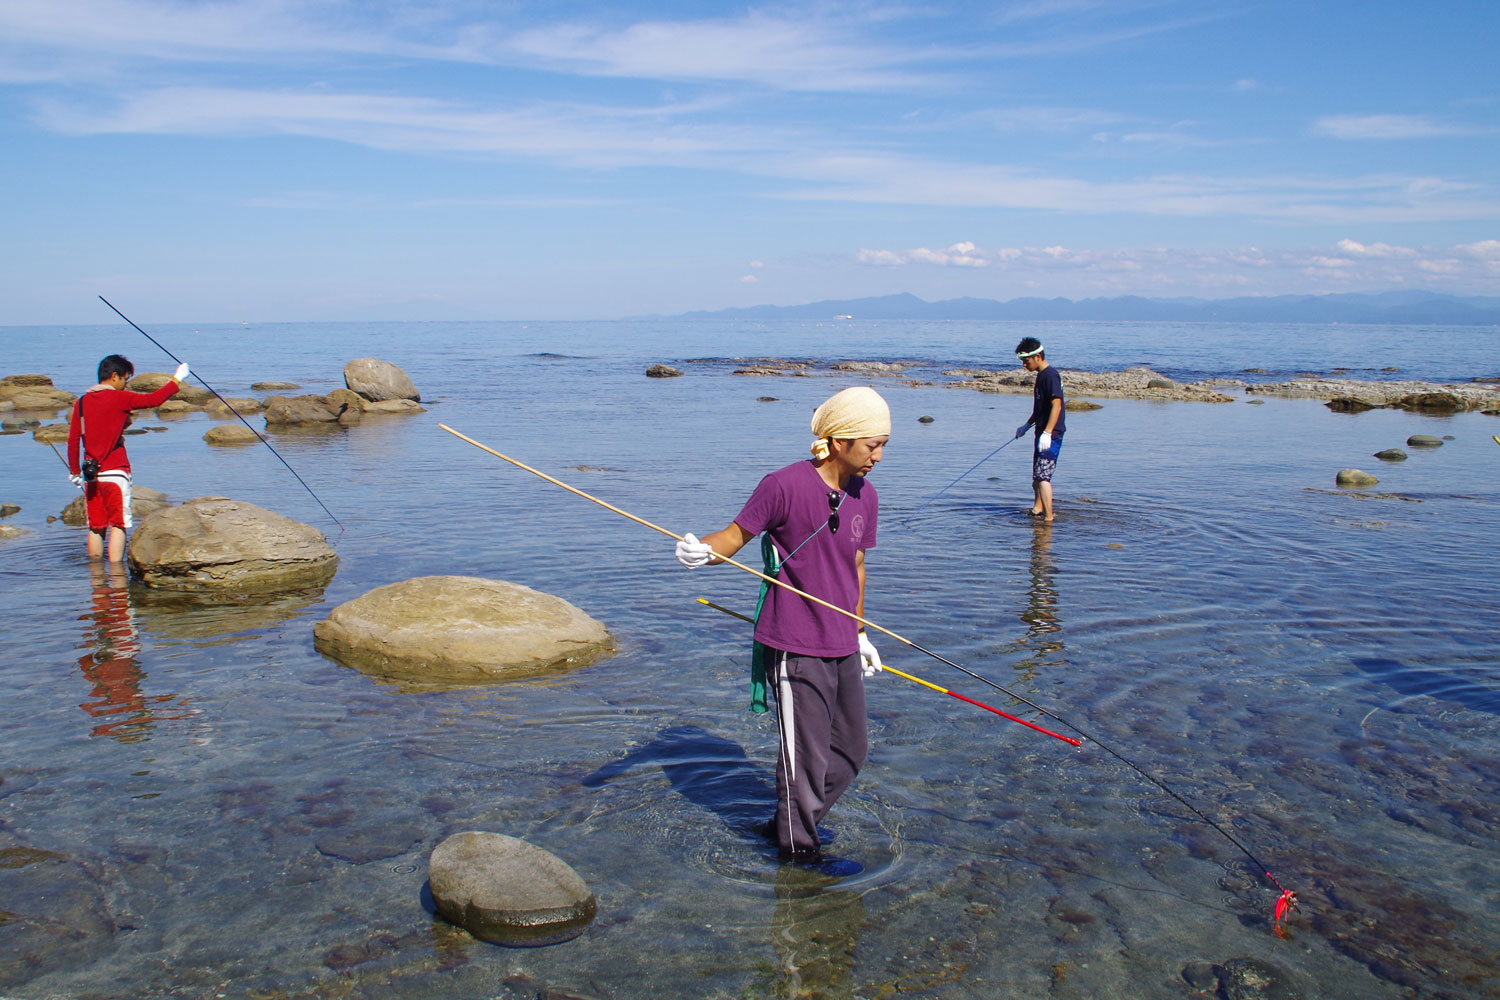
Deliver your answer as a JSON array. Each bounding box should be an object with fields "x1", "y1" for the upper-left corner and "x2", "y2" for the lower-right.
[{"x1": 1033, "y1": 434, "x2": 1062, "y2": 483}]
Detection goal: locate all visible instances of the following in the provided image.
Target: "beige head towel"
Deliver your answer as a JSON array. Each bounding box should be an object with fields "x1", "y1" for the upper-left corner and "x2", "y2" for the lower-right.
[{"x1": 809, "y1": 386, "x2": 890, "y2": 459}]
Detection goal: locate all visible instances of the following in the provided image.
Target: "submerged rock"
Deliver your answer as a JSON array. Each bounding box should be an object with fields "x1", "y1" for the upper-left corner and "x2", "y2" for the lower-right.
[
  {"x1": 1405, "y1": 434, "x2": 1443, "y2": 448},
  {"x1": 362, "y1": 398, "x2": 425, "y2": 415},
  {"x1": 128, "y1": 497, "x2": 338, "y2": 591},
  {"x1": 204, "y1": 424, "x2": 260, "y2": 446},
  {"x1": 1336, "y1": 468, "x2": 1379, "y2": 487},
  {"x1": 251, "y1": 381, "x2": 301, "y2": 391},
  {"x1": 30, "y1": 422, "x2": 69, "y2": 443},
  {"x1": 203, "y1": 397, "x2": 265, "y2": 418},
  {"x1": 646, "y1": 364, "x2": 683, "y2": 378},
  {"x1": 1373, "y1": 448, "x2": 1407, "y2": 462},
  {"x1": 428, "y1": 831, "x2": 596, "y2": 945},
  {"x1": 344, "y1": 358, "x2": 420, "y2": 402},
  {"x1": 313, "y1": 576, "x2": 614, "y2": 687}
]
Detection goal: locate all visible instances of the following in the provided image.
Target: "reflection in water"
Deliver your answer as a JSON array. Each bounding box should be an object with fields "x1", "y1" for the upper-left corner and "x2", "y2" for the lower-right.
[
  {"x1": 130, "y1": 585, "x2": 324, "y2": 642},
  {"x1": 1012, "y1": 522, "x2": 1064, "y2": 680},
  {"x1": 766, "y1": 865, "x2": 865, "y2": 999},
  {"x1": 76, "y1": 565, "x2": 172, "y2": 742}
]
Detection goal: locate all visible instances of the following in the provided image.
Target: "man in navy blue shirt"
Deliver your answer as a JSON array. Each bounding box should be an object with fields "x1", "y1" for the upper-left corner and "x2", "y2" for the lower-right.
[{"x1": 1013, "y1": 337, "x2": 1065, "y2": 522}]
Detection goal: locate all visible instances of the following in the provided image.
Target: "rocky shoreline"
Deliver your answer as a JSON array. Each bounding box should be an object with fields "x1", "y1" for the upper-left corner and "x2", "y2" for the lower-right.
[{"x1": 715, "y1": 357, "x2": 1500, "y2": 409}]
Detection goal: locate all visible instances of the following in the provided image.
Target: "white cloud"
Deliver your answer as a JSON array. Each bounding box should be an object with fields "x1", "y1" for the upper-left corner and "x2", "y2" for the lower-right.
[
  {"x1": 1456, "y1": 240, "x2": 1500, "y2": 259},
  {"x1": 850, "y1": 239, "x2": 1500, "y2": 294},
  {"x1": 1312, "y1": 114, "x2": 1478, "y2": 140},
  {"x1": 1335, "y1": 239, "x2": 1418, "y2": 258},
  {"x1": 500, "y1": 12, "x2": 942, "y2": 92}
]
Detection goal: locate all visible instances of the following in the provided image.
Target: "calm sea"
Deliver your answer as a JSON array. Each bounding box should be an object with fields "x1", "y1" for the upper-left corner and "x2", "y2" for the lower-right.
[{"x1": 1, "y1": 318, "x2": 1497, "y2": 999}]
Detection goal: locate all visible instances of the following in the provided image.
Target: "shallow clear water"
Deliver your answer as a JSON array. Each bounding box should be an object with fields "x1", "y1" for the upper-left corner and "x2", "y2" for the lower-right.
[{"x1": 2, "y1": 319, "x2": 1497, "y2": 998}]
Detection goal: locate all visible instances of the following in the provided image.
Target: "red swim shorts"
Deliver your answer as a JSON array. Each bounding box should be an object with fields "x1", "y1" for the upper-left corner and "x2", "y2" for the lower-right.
[{"x1": 85, "y1": 477, "x2": 129, "y2": 532}]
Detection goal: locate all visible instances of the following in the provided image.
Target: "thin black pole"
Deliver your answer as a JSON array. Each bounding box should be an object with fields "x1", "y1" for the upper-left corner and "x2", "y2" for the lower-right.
[{"x1": 97, "y1": 296, "x2": 344, "y2": 534}]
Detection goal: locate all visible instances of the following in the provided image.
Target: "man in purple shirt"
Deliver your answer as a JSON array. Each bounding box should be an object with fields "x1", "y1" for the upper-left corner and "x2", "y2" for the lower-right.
[{"x1": 675, "y1": 386, "x2": 890, "y2": 861}]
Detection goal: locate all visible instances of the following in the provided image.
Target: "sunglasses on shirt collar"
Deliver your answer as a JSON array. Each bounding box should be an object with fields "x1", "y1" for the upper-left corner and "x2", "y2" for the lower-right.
[{"x1": 827, "y1": 490, "x2": 845, "y2": 534}]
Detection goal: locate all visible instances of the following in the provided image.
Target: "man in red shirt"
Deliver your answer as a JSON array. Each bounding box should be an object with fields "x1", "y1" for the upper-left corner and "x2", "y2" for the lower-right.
[{"x1": 67, "y1": 354, "x2": 189, "y2": 562}]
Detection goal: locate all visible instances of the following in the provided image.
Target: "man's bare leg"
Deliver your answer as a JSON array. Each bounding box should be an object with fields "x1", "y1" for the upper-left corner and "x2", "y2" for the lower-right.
[
  {"x1": 106, "y1": 526, "x2": 127, "y2": 563},
  {"x1": 1034, "y1": 480, "x2": 1054, "y2": 522}
]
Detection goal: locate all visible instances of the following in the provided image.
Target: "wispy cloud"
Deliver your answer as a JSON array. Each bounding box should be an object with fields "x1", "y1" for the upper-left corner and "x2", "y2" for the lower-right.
[
  {"x1": 1312, "y1": 114, "x2": 1482, "y2": 140},
  {"x1": 852, "y1": 238, "x2": 1500, "y2": 294},
  {"x1": 500, "y1": 11, "x2": 942, "y2": 92}
]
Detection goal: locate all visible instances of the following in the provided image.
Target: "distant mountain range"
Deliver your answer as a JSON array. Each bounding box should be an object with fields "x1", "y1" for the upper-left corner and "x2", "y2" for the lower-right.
[{"x1": 667, "y1": 291, "x2": 1500, "y2": 325}]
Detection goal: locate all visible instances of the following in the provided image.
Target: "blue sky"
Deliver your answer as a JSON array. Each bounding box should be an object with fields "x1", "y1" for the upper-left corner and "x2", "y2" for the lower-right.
[{"x1": 2, "y1": 0, "x2": 1496, "y2": 323}]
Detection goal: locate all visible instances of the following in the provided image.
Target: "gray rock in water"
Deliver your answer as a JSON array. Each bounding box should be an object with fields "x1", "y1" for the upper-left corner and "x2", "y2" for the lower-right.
[
  {"x1": 0, "y1": 524, "x2": 29, "y2": 541},
  {"x1": 1326, "y1": 395, "x2": 1380, "y2": 413},
  {"x1": 428, "y1": 832, "x2": 596, "y2": 945},
  {"x1": 1406, "y1": 434, "x2": 1443, "y2": 448},
  {"x1": 314, "y1": 576, "x2": 613, "y2": 688},
  {"x1": 203, "y1": 396, "x2": 265, "y2": 418},
  {"x1": 0, "y1": 503, "x2": 19, "y2": 518},
  {"x1": 0, "y1": 385, "x2": 74, "y2": 411},
  {"x1": 1397, "y1": 391, "x2": 1465, "y2": 412},
  {"x1": 30, "y1": 422, "x2": 69, "y2": 443},
  {"x1": 1373, "y1": 448, "x2": 1407, "y2": 462},
  {"x1": 317, "y1": 825, "x2": 424, "y2": 865},
  {"x1": 363, "y1": 398, "x2": 426, "y2": 415},
  {"x1": 127, "y1": 372, "x2": 211, "y2": 405},
  {"x1": 0, "y1": 835, "x2": 118, "y2": 989},
  {"x1": 251, "y1": 381, "x2": 301, "y2": 391},
  {"x1": 128, "y1": 497, "x2": 338, "y2": 591},
  {"x1": 757, "y1": 396, "x2": 778, "y2": 402},
  {"x1": 1, "y1": 416, "x2": 40, "y2": 430},
  {"x1": 645, "y1": 364, "x2": 683, "y2": 378},
  {"x1": 1216, "y1": 957, "x2": 1304, "y2": 1000},
  {"x1": 1147, "y1": 376, "x2": 1175, "y2": 389},
  {"x1": 1064, "y1": 399, "x2": 1103, "y2": 411},
  {"x1": 344, "y1": 358, "x2": 420, "y2": 402},
  {"x1": 917, "y1": 415, "x2": 934, "y2": 423},
  {"x1": 263, "y1": 394, "x2": 341, "y2": 425},
  {"x1": 0, "y1": 374, "x2": 55, "y2": 388},
  {"x1": 204, "y1": 424, "x2": 261, "y2": 446},
  {"x1": 1336, "y1": 468, "x2": 1379, "y2": 487}
]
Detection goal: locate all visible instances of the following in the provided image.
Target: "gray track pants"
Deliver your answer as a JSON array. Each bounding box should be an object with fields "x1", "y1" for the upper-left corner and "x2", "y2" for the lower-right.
[{"x1": 768, "y1": 649, "x2": 868, "y2": 855}]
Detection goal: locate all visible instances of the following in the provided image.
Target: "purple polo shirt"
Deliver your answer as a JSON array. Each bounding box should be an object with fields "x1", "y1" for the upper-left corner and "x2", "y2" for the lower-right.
[{"x1": 734, "y1": 460, "x2": 877, "y2": 658}]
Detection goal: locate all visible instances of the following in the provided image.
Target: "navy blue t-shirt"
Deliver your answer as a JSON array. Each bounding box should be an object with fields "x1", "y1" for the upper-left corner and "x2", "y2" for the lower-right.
[{"x1": 1031, "y1": 365, "x2": 1066, "y2": 436}]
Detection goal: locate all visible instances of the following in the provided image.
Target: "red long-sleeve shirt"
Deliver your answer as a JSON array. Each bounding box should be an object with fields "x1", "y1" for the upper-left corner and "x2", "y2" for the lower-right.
[{"x1": 67, "y1": 382, "x2": 179, "y2": 476}]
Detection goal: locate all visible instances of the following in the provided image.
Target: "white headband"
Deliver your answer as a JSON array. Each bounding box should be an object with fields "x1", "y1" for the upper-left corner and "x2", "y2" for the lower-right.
[{"x1": 1015, "y1": 344, "x2": 1044, "y2": 359}]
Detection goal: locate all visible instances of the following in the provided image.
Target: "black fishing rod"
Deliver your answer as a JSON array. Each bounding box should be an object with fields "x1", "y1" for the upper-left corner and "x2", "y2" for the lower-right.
[
  {"x1": 97, "y1": 296, "x2": 344, "y2": 534},
  {"x1": 902, "y1": 435, "x2": 1021, "y2": 527}
]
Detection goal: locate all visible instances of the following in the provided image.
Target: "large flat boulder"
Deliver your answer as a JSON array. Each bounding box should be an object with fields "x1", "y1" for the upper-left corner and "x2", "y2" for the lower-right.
[
  {"x1": 313, "y1": 576, "x2": 613, "y2": 687},
  {"x1": 428, "y1": 832, "x2": 595, "y2": 945},
  {"x1": 128, "y1": 497, "x2": 338, "y2": 591},
  {"x1": 344, "y1": 358, "x2": 420, "y2": 402}
]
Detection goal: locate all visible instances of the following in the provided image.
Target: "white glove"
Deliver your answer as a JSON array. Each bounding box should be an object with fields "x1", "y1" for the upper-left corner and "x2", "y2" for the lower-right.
[
  {"x1": 674, "y1": 532, "x2": 713, "y2": 569},
  {"x1": 173, "y1": 362, "x2": 190, "y2": 382},
  {"x1": 69, "y1": 474, "x2": 83, "y2": 488},
  {"x1": 1037, "y1": 431, "x2": 1052, "y2": 452},
  {"x1": 858, "y1": 631, "x2": 883, "y2": 677}
]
